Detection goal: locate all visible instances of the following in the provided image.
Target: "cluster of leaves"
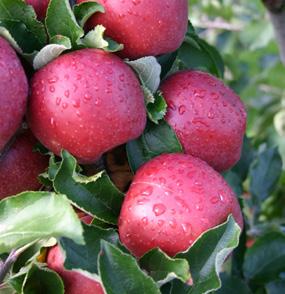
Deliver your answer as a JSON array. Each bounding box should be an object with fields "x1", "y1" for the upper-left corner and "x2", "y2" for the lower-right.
[
  {"x1": 0, "y1": 0, "x2": 285, "y2": 293},
  {"x1": 189, "y1": 0, "x2": 285, "y2": 162}
]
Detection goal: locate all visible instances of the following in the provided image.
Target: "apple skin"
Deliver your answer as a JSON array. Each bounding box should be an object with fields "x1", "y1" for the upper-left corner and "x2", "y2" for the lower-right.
[
  {"x1": 160, "y1": 70, "x2": 247, "y2": 172},
  {"x1": 0, "y1": 131, "x2": 49, "y2": 200},
  {"x1": 28, "y1": 49, "x2": 146, "y2": 164},
  {"x1": 77, "y1": 0, "x2": 188, "y2": 59},
  {"x1": 0, "y1": 37, "x2": 28, "y2": 152},
  {"x1": 47, "y1": 245, "x2": 105, "y2": 294},
  {"x1": 25, "y1": 0, "x2": 50, "y2": 19},
  {"x1": 119, "y1": 153, "x2": 243, "y2": 258}
]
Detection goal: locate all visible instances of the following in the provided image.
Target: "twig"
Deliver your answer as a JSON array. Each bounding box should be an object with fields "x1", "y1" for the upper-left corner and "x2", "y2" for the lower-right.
[
  {"x1": 262, "y1": 0, "x2": 285, "y2": 65},
  {"x1": 195, "y1": 18, "x2": 244, "y2": 31},
  {"x1": 0, "y1": 241, "x2": 38, "y2": 284}
]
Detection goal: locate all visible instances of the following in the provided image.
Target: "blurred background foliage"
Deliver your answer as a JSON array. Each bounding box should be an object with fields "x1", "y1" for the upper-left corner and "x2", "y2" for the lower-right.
[{"x1": 189, "y1": 0, "x2": 285, "y2": 164}]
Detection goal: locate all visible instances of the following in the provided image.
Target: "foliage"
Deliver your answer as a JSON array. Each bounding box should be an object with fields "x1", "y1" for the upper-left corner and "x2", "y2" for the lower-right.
[{"x1": 0, "y1": 0, "x2": 285, "y2": 293}]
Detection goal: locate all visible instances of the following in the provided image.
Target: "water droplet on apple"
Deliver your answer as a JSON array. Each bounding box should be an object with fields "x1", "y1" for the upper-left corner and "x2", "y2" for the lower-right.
[{"x1": 153, "y1": 203, "x2": 166, "y2": 216}]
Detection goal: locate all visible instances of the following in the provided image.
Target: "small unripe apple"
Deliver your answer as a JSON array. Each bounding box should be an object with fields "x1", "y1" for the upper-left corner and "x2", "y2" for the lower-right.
[
  {"x1": 77, "y1": 0, "x2": 188, "y2": 59},
  {"x1": 0, "y1": 131, "x2": 49, "y2": 200},
  {"x1": 47, "y1": 245, "x2": 105, "y2": 294},
  {"x1": 26, "y1": 0, "x2": 50, "y2": 19},
  {"x1": 28, "y1": 49, "x2": 146, "y2": 164},
  {"x1": 160, "y1": 70, "x2": 247, "y2": 172},
  {"x1": 119, "y1": 153, "x2": 243, "y2": 257},
  {"x1": 0, "y1": 37, "x2": 28, "y2": 152}
]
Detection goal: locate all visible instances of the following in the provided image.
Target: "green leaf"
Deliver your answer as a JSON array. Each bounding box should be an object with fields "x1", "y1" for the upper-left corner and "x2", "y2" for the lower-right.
[
  {"x1": 61, "y1": 223, "x2": 119, "y2": 274},
  {"x1": 266, "y1": 279, "x2": 285, "y2": 294},
  {"x1": 139, "y1": 249, "x2": 190, "y2": 286},
  {"x1": 52, "y1": 150, "x2": 124, "y2": 225},
  {"x1": 232, "y1": 136, "x2": 255, "y2": 181},
  {"x1": 98, "y1": 241, "x2": 160, "y2": 294},
  {"x1": 73, "y1": 1, "x2": 105, "y2": 27},
  {"x1": 243, "y1": 232, "x2": 285, "y2": 284},
  {"x1": 126, "y1": 120, "x2": 183, "y2": 172},
  {"x1": 22, "y1": 264, "x2": 64, "y2": 294},
  {"x1": 175, "y1": 215, "x2": 241, "y2": 294},
  {"x1": 215, "y1": 273, "x2": 252, "y2": 294},
  {"x1": 0, "y1": 191, "x2": 84, "y2": 254},
  {"x1": 13, "y1": 239, "x2": 56, "y2": 273},
  {"x1": 126, "y1": 57, "x2": 161, "y2": 93},
  {"x1": 223, "y1": 170, "x2": 243, "y2": 196},
  {"x1": 0, "y1": 0, "x2": 47, "y2": 53},
  {"x1": 33, "y1": 35, "x2": 72, "y2": 70},
  {"x1": 0, "y1": 284, "x2": 15, "y2": 294},
  {"x1": 146, "y1": 91, "x2": 167, "y2": 124},
  {"x1": 79, "y1": 25, "x2": 123, "y2": 52},
  {"x1": 178, "y1": 24, "x2": 224, "y2": 78},
  {"x1": 274, "y1": 110, "x2": 285, "y2": 137},
  {"x1": 157, "y1": 51, "x2": 178, "y2": 79},
  {"x1": 249, "y1": 147, "x2": 282, "y2": 203},
  {"x1": 46, "y1": 0, "x2": 83, "y2": 45}
]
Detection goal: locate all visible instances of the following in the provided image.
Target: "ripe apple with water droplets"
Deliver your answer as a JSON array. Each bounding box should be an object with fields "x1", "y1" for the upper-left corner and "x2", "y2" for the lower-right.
[
  {"x1": 160, "y1": 70, "x2": 247, "y2": 172},
  {"x1": 119, "y1": 153, "x2": 243, "y2": 257},
  {"x1": 0, "y1": 131, "x2": 49, "y2": 200},
  {"x1": 77, "y1": 0, "x2": 188, "y2": 59},
  {"x1": 28, "y1": 49, "x2": 146, "y2": 164},
  {"x1": 25, "y1": 0, "x2": 50, "y2": 19},
  {"x1": 47, "y1": 246, "x2": 104, "y2": 294},
  {"x1": 0, "y1": 37, "x2": 28, "y2": 152},
  {"x1": 47, "y1": 215, "x2": 104, "y2": 294}
]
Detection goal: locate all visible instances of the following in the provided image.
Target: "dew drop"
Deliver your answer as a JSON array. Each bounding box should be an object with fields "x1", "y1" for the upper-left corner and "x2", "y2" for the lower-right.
[
  {"x1": 219, "y1": 193, "x2": 225, "y2": 202},
  {"x1": 169, "y1": 220, "x2": 177, "y2": 228},
  {"x1": 153, "y1": 203, "x2": 166, "y2": 216},
  {"x1": 137, "y1": 198, "x2": 148, "y2": 205},
  {"x1": 64, "y1": 90, "x2": 70, "y2": 98},
  {"x1": 178, "y1": 105, "x2": 186, "y2": 115},
  {"x1": 48, "y1": 77, "x2": 58, "y2": 84},
  {"x1": 158, "y1": 220, "x2": 165, "y2": 227},
  {"x1": 119, "y1": 74, "x2": 125, "y2": 82},
  {"x1": 56, "y1": 97, "x2": 61, "y2": 106},
  {"x1": 62, "y1": 102, "x2": 68, "y2": 109},
  {"x1": 211, "y1": 196, "x2": 219, "y2": 204},
  {"x1": 72, "y1": 100, "x2": 80, "y2": 108},
  {"x1": 207, "y1": 110, "x2": 215, "y2": 119},
  {"x1": 132, "y1": 0, "x2": 141, "y2": 5},
  {"x1": 168, "y1": 101, "x2": 176, "y2": 111},
  {"x1": 141, "y1": 217, "x2": 148, "y2": 225},
  {"x1": 142, "y1": 186, "x2": 153, "y2": 196},
  {"x1": 159, "y1": 177, "x2": 166, "y2": 185},
  {"x1": 181, "y1": 223, "x2": 192, "y2": 235},
  {"x1": 94, "y1": 98, "x2": 101, "y2": 105},
  {"x1": 84, "y1": 93, "x2": 91, "y2": 101}
]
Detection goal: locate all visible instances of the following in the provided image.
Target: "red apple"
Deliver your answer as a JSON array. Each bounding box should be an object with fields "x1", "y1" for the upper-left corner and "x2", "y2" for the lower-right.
[
  {"x1": 160, "y1": 70, "x2": 247, "y2": 172},
  {"x1": 47, "y1": 245, "x2": 105, "y2": 294},
  {"x1": 26, "y1": 0, "x2": 50, "y2": 19},
  {"x1": 0, "y1": 131, "x2": 49, "y2": 200},
  {"x1": 119, "y1": 153, "x2": 243, "y2": 257},
  {"x1": 77, "y1": 0, "x2": 188, "y2": 59},
  {"x1": 0, "y1": 37, "x2": 28, "y2": 152},
  {"x1": 28, "y1": 49, "x2": 146, "y2": 164}
]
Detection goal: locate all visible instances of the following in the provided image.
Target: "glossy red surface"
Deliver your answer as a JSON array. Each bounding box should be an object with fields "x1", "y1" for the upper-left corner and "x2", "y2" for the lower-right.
[
  {"x1": 119, "y1": 153, "x2": 243, "y2": 257},
  {"x1": 160, "y1": 70, "x2": 247, "y2": 172},
  {"x1": 0, "y1": 131, "x2": 49, "y2": 199},
  {"x1": 28, "y1": 49, "x2": 146, "y2": 164},
  {"x1": 0, "y1": 37, "x2": 28, "y2": 152},
  {"x1": 77, "y1": 0, "x2": 188, "y2": 59}
]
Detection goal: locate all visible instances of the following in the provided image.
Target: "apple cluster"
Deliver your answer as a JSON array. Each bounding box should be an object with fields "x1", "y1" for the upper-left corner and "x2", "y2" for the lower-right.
[{"x1": 0, "y1": 0, "x2": 247, "y2": 293}]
